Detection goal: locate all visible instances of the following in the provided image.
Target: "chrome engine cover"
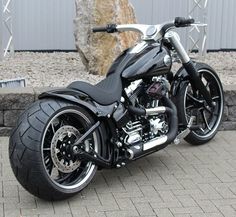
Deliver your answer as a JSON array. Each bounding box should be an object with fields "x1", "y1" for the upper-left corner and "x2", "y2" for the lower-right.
[
  {"x1": 149, "y1": 118, "x2": 167, "y2": 135},
  {"x1": 123, "y1": 121, "x2": 142, "y2": 145}
]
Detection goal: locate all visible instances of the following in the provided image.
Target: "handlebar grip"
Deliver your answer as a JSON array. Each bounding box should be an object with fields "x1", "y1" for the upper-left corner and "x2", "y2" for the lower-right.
[
  {"x1": 92, "y1": 24, "x2": 117, "y2": 33},
  {"x1": 174, "y1": 17, "x2": 195, "y2": 27},
  {"x1": 92, "y1": 26, "x2": 107, "y2": 33}
]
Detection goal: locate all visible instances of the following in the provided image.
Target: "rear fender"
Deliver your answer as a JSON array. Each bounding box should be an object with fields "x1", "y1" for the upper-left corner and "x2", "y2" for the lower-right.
[{"x1": 39, "y1": 88, "x2": 116, "y2": 118}]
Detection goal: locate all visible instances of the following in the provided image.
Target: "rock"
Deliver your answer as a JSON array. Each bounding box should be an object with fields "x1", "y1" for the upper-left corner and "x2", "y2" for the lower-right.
[{"x1": 74, "y1": 0, "x2": 139, "y2": 75}]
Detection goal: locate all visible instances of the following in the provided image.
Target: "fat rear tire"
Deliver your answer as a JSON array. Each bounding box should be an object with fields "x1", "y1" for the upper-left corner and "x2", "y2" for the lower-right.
[{"x1": 9, "y1": 99, "x2": 101, "y2": 200}]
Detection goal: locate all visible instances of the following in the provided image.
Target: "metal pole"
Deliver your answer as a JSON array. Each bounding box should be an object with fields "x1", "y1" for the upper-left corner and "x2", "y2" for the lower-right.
[
  {"x1": 0, "y1": 0, "x2": 14, "y2": 60},
  {"x1": 0, "y1": 0, "x2": 3, "y2": 60},
  {"x1": 187, "y1": 0, "x2": 208, "y2": 56}
]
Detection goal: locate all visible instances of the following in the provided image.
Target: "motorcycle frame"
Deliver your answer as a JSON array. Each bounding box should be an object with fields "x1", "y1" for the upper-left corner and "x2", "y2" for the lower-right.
[{"x1": 39, "y1": 23, "x2": 214, "y2": 168}]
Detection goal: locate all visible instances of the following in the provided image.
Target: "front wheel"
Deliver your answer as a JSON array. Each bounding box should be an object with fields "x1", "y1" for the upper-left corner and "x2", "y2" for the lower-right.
[
  {"x1": 176, "y1": 63, "x2": 224, "y2": 145},
  {"x1": 9, "y1": 99, "x2": 101, "y2": 200}
]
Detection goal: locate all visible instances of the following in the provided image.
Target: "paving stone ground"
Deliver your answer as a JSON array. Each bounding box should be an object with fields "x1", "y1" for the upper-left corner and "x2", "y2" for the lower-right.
[{"x1": 0, "y1": 131, "x2": 236, "y2": 217}]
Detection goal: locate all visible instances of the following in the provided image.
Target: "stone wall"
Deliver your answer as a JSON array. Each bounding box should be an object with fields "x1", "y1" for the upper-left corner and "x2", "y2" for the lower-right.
[
  {"x1": 221, "y1": 85, "x2": 236, "y2": 130},
  {"x1": 0, "y1": 86, "x2": 235, "y2": 136},
  {"x1": 0, "y1": 87, "x2": 53, "y2": 136}
]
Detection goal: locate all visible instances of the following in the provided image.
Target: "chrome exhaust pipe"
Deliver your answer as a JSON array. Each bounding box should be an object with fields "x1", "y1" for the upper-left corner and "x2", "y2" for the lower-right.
[
  {"x1": 128, "y1": 106, "x2": 167, "y2": 116},
  {"x1": 143, "y1": 135, "x2": 168, "y2": 151},
  {"x1": 127, "y1": 97, "x2": 178, "y2": 160},
  {"x1": 145, "y1": 106, "x2": 166, "y2": 116},
  {"x1": 127, "y1": 135, "x2": 168, "y2": 160}
]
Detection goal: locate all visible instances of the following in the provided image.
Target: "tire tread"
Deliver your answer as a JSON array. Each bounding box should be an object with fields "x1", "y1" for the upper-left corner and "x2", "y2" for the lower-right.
[{"x1": 9, "y1": 99, "x2": 97, "y2": 200}]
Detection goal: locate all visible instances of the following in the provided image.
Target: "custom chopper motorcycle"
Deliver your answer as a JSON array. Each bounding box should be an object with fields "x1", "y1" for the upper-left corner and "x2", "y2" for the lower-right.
[{"x1": 9, "y1": 17, "x2": 224, "y2": 200}]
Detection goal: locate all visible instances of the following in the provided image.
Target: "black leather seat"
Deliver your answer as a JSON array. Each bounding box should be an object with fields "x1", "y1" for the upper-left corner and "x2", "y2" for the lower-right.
[{"x1": 68, "y1": 72, "x2": 122, "y2": 105}]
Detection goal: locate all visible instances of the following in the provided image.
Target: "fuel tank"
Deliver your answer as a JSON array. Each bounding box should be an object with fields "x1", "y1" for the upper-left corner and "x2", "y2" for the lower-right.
[{"x1": 120, "y1": 43, "x2": 172, "y2": 81}]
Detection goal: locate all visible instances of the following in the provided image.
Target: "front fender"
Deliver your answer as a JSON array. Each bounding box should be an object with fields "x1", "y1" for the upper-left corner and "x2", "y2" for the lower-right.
[
  {"x1": 172, "y1": 61, "x2": 207, "y2": 96},
  {"x1": 172, "y1": 61, "x2": 215, "y2": 105},
  {"x1": 39, "y1": 88, "x2": 116, "y2": 117},
  {"x1": 171, "y1": 66, "x2": 189, "y2": 97}
]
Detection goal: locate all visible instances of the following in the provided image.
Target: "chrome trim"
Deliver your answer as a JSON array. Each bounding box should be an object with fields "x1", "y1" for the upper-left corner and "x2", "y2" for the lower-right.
[
  {"x1": 127, "y1": 149, "x2": 134, "y2": 159},
  {"x1": 174, "y1": 116, "x2": 195, "y2": 145},
  {"x1": 164, "y1": 55, "x2": 171, "y2": 67},
  {"x1": 125, "y1": 79, "x2": 143, "y2": 97},
  {"x1": 165, "y1": 31, "x2": 190, "y2": 63},
  {"x1": 145, "y1": 106, "x2": 166, "y2": 116},
  {"x1": 129, "y1": 41, "x2": 148, "y2": 54},
  {"x1": 116, "y1": 24, "x2": 162, "y2": 41},
  {"x1": 143, "y1": 136, "x2": 168, "y2": 151}
]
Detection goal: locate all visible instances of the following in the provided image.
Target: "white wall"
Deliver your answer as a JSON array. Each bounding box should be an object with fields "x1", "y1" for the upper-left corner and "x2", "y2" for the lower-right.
[
  {"x1": 12, "y1": 0, "x2": 76, "y2": 50},
  {"x1": 130, "y1": 0, "x2": 236, "y2": 50},
  {"x1": 7, "y1": 0, "x2": 236, "y2": 50}
]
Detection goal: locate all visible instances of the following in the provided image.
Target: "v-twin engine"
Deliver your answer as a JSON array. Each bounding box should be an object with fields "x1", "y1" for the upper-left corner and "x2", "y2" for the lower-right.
[
  {"x1": 121, "y1": 78, "x2": 178, "y2": 160},
  {"x1": 122, "y1": 114, "x2": 169, "y2": 160}
]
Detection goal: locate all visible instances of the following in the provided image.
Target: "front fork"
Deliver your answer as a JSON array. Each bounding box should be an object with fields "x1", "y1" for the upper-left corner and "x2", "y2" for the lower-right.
[{"x1": 165, "y1": 31, "x2": 214, "y2": 107}]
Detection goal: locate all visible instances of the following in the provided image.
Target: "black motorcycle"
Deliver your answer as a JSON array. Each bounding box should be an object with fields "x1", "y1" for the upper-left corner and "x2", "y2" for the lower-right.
[{"x1": 9, "y1": 17, "x2": 224, "y2": 200}]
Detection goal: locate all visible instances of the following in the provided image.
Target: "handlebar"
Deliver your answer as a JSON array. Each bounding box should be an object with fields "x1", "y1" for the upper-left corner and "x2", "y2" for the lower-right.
[
  {"x1": 92, "y1": 17, "x2": 195, "y2": 39},
  {"x1": 174, "y1": 17, "x2": 195, "y2": 27},
  {"x1": 92, "y1": 26, "x2": 108, "y2": 33},
  {"x1": 92, "y1": 24, "x2": 117, "y2": 33},
  {"x1": 161, "y1": 17, "x2": 195, "y2": 33}
]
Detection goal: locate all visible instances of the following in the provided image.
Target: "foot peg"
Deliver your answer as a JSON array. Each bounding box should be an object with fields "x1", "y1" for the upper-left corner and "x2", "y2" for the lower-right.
[
  {"x1": 174, "y1": 116, "x2": 195, "y2": 145},
  {"x1": 190, "y1": 125, "x2": 201, "y2": 130}
]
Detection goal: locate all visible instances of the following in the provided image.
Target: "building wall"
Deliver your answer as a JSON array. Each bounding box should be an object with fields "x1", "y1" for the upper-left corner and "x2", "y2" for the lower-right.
[
  {"x1": 130, "y1": 0, "x2": 236, "y2": 50},
  {"x1": 8, "y1": 0, "x2": 236, "y2": 51},
  {"x1": 12, "y1": 0, "x2": 76, "y2": 50}
]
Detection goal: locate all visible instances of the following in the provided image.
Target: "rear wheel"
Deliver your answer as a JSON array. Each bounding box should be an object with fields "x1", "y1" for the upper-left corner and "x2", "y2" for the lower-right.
[
  {"x1": 9, "y1": 99, "x2": 101, "y2": 200},
  {"x1": 176, "y1": 63, "x2": 224, "y2": 145}
]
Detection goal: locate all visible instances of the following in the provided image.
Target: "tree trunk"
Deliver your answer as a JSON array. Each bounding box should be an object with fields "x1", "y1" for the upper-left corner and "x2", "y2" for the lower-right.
[{"x1": 74, "y1": 0, "x2": 138, "y2": 75}]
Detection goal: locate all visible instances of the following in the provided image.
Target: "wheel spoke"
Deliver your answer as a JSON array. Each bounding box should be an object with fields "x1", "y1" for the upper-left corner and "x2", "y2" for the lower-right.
[
  {"x1": 195, "y1": 109, "x2": 199, "y2": 125},
  {"x1": 186, "y1": 105, "x2": 194, "y2": 110},
  {"x1": 201, "y1": 110, "x2": 212, "y2": 131},
  {"x1": 48, "y1": 163, "x2": 54, "y2": 175},
  {"x1": 55, "y1": 172, "x2": 71, "y2": 184},
  {"x1": 204, "y1": 106, "x2": 213, "y2": 115},
  {"x1": 43, "y1": 148, "x2": 51, "y2": 151},
  {"x1": 212, "y1": 96, "x2": 220, "y2": 101},
  {"x1": 44, "y1": 155, "x2": 54, "y2": 175},
  {"x1": 200, "y1": 127, "x2": 205, "y2": 133},
  {"x1": 51, "y1": 122, "x2": 55, "y2": 134},
  {"x1": 205, "y1": 81, "x2": 210, "y2": 88},
  {"x1": 187, "y1": 93, "x2": 204, "y2": 104},
  {"x1": 44, "y1": 137, "x2": 52, "y2": 148}
]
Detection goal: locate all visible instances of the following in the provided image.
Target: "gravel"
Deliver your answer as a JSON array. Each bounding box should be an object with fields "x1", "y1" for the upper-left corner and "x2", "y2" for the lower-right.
[
  {"x1": 0, "y1": 51, "x2": 235, "y2": 87},
  {"x1": 0, "y1": 52, "x2": 104, "y2": 87}
]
